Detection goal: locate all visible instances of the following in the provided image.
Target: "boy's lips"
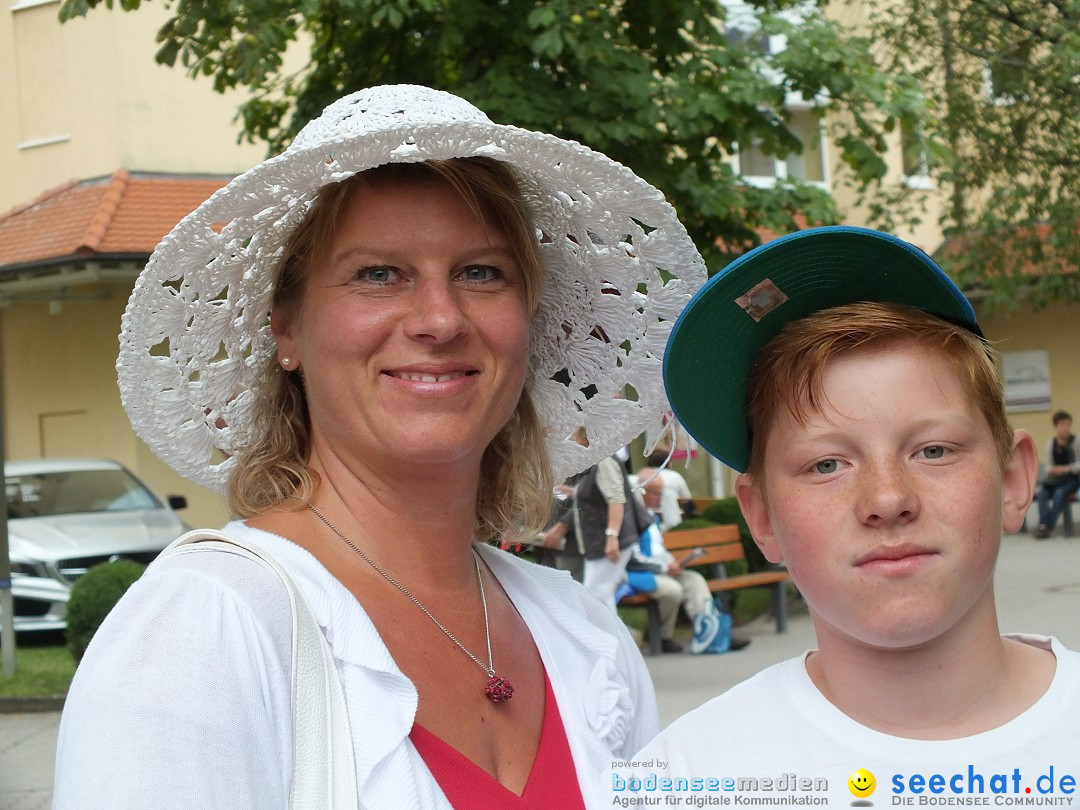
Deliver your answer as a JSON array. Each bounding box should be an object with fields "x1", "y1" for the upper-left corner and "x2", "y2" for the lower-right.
[{"x1": 854, "y1": 543, "x2": 939, "y2": 570}]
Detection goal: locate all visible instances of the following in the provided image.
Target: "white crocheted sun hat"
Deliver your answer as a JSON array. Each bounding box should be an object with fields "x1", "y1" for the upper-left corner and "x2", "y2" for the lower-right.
[{"x1": 118, "y1": 84, "x2": 707, "y2": 493}]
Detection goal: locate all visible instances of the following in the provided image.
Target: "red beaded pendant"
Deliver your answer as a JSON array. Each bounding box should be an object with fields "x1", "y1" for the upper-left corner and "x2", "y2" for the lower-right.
[{"x1": 485, "y1": 675, "x2": 514, "y2": 703}]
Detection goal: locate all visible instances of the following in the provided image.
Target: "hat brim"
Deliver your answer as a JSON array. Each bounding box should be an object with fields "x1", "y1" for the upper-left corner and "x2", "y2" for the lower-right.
[
  {"x1": 663, "y1": 226, "x2": 979, "y2": 474},
  {"x1": 118, "y1": 88, "x2": 706, "y2": 493}
]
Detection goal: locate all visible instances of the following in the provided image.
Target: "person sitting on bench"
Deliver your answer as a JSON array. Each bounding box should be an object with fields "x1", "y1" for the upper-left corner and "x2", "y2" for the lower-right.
[
  {"x1": 1033, "y1": 410, "x2": 1080, "y2": 538},
  {"x1": 625, "y1": 469, "x2": 749, "y2": 654}
]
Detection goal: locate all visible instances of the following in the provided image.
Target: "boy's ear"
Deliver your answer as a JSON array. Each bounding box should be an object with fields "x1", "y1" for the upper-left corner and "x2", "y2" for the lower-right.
[
  {"x1": 1001, "y1": 429, "x2": 1039, "y2": 534},
  {"x1": 735, "y1": 473, "x2": 784, "y2": 564}
]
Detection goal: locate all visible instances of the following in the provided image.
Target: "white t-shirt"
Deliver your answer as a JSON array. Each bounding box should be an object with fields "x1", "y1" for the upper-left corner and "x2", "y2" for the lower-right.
[{"x1": 613, "y1": 635, "x2": 1080, "y2": 807}]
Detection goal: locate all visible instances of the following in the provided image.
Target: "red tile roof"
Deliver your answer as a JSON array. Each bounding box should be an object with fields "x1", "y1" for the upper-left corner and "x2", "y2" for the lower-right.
[
  {"x1": 713, "y1": 213, "x2": 813, "y2": 257},
  {"x1": 0, "y1": 170, "x2": 230, "y2": 270}
]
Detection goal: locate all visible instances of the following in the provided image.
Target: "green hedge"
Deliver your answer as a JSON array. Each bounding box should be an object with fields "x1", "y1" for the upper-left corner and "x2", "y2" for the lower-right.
[
  {"x1": 700, "y1": 497, "x2": 769, "y2": 571},
  {"x1": 66, "y1": 559, "x2": 146, "y2": 662},
  {"x1": 666, "y1": 517, "x2": 717, "y2": 531}
]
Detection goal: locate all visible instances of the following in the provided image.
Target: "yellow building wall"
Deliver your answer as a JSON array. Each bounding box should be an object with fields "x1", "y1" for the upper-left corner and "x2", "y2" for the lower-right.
[
  {"x1": 0, "y1": 0, "x2": 266, "y2": 212},
  {"x1": 0, "y1": 283, "x2": 230, "y2": 526},
  {"x1": 1, "y1": 0, "x2": 272, "y2": 524},
  {"x1": 980, "y1": 303, "x2": 1080, "y2": 459}
]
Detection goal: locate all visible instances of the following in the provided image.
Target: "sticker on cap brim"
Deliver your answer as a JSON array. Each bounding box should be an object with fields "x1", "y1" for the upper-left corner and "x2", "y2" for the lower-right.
[{"x1": 736, "y1": 279, "x2": 788, "y2": 322}]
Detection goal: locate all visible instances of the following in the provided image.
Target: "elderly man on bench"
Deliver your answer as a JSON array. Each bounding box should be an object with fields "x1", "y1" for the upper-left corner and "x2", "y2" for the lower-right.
[{"x1": 624, "y1": 468, "x2": 750, "y2": 654}]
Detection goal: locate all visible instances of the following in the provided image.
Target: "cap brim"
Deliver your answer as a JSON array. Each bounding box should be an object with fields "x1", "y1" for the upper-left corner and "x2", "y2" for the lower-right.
[{"x1": 663, "y1": 226, "x2": 979, "y2": 473}]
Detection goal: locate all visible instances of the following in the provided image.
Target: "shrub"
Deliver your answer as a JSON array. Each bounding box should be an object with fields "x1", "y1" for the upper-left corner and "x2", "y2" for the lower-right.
[
  {"x1": 700, "y1": 496, "x2": 768, "y2": 571},
  {"x1": 66, "y1": 559, "x2": 146, "y2": 662},
  {"x1": 666, "y1": 517, "x2": 717, "y2": 531}
]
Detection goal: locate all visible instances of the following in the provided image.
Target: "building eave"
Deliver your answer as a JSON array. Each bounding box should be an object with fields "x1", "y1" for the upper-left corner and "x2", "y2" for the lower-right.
[{"x1": 0, "y1": 256, "x2": 143, "y2": 306}]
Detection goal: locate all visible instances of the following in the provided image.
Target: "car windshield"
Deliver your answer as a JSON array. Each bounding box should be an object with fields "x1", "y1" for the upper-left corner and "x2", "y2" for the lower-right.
[{"x1": 4, "y1": 469, "x2": 162, "y2": 518}]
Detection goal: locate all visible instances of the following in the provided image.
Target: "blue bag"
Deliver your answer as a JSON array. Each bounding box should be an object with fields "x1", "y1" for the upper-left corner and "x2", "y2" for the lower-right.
[{"x1": 690, "y1": 599, "x2": 732, "y2": 654}]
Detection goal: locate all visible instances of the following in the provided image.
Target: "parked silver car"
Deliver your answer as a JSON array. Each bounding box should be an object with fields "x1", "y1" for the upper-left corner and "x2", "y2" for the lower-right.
[{"x1": 3, "y1": 458, "x2": 188, "y2": 632}]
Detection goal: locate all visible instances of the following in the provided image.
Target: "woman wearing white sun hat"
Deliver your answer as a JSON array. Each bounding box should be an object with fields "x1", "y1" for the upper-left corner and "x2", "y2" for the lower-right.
[{"x1": 53, "y1": 85, "x2": 706, "y2": 808}]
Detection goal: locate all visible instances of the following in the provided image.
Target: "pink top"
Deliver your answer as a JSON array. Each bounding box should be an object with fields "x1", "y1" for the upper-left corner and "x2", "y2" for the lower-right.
[{"x1": 409, "y1": 674, "x2": 587, "y2": 809}]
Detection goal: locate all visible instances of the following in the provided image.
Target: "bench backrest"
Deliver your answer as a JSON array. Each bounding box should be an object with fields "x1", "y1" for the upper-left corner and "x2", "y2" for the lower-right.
[{"x1": 661, "y1": 524, "x2": 746, "y2": 567}]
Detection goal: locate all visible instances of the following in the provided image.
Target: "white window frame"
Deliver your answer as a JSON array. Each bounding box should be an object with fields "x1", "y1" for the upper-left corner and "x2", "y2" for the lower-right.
[
  {"x1": 10, "y1": 0, "x2": 60, "y2": 10},
  {"x1": 733, "y1": 104, "x2": 830, "y2": 191},
  {"x1": 982, "y1": 61, "x2": 1020, "y2": 107},
  {"x1": 900, "y1": 119, "x2": 935, "y2": 190}
]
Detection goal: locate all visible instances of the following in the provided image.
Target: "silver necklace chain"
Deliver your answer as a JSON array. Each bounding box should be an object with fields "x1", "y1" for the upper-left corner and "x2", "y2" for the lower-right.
[{"x1": 307, "y1": 503, "x2": 495, "y2": 678}]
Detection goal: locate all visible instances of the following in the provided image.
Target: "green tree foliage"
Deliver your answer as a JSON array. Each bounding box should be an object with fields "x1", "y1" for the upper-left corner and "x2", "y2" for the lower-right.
[
  {"x1": 866, "y1": 0, "x2": 1080, "y2": 311},
  {"x1": 59, "y1": 0, "x2": 925, "y2": 272}
]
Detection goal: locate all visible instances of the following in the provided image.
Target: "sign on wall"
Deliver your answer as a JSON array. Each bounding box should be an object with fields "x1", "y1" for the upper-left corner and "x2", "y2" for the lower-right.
[{"x1": 1002, "y1": 349, "x2": 1052, "y2": 413}]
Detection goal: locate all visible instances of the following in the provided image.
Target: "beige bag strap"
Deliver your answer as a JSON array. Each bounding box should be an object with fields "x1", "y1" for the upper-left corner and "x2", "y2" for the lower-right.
[{"x1": 161, "y1": 530, "x2": 358, "y2": 809}]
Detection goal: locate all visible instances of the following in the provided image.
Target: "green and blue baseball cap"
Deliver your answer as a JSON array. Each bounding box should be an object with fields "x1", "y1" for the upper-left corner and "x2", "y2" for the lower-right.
[{"x1": 663, "y1": 225, "x2": 981, "y2": 473}]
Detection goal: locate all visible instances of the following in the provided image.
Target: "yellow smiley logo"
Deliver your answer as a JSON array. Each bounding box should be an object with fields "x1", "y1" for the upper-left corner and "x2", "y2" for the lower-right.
[{"x1": 848, "y1": 768, "x2": 876, "y2": 798}]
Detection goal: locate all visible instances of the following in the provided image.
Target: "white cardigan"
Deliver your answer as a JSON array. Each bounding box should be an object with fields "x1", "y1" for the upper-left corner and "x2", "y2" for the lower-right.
[{"x1": 54, "y1": 522, "x2": 659, "y2": 809}]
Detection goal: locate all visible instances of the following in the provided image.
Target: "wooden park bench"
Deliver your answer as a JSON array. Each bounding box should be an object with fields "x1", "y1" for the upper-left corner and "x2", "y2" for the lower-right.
[{"x1": 619, "y1": 523, "x2": 793, "y2": 656}]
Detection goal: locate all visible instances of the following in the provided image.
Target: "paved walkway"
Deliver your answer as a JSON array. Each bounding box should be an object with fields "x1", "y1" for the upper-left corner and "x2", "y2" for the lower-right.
[
  {"x1": 0, "y1": 711, "x2": 59, "y2": 810},
  {"x1": 4, "y1": 530, "x2": 1080, "y2": 807}
]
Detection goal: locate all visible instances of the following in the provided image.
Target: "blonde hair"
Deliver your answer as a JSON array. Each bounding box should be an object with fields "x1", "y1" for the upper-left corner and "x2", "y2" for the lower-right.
[
  {"x1": 745, "y1": 301, "x2": 1013, "y2": 487},
  {"x1": 227, "y1": 158, "x2": 554, "y2": 539}
]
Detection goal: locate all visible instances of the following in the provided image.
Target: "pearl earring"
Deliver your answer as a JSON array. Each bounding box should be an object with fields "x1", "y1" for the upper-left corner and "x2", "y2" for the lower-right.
[{"x1": 280, "y1": 357, "x2": 293, "y2": 369}]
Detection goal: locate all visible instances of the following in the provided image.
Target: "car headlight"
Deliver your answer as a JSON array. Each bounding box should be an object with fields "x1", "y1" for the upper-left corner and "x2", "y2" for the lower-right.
[{"x1": 9, "y1": 560, "x2": 48, "y2": 578}]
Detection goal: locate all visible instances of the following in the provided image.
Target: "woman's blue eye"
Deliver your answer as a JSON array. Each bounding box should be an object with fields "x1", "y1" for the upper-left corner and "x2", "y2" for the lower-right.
[
  {"x1": 814, "y1": 459, "x2": 838, "y2": 474},
  {"x1": 461, "y1": 265, "x2": 499, "y2": 282},
  {"x1": 922, "y1": 445, "x2": 946, "y2": 460},
  {"x1": 361, "y1": 266, "x2": 395, "y2": 283}
]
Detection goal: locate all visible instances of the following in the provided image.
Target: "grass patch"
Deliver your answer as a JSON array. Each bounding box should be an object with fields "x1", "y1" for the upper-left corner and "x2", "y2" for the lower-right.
[
  {"x1": 617, "y1": 606, "x2": 649, "y2": 634},
  {"x1": 0, "y1": 632, "x2": 75, "y2": 699}
]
